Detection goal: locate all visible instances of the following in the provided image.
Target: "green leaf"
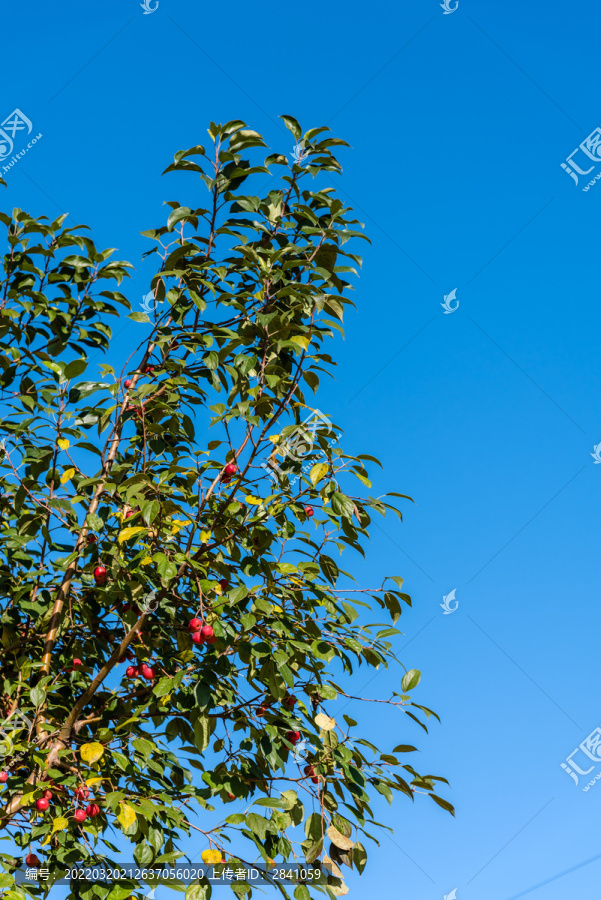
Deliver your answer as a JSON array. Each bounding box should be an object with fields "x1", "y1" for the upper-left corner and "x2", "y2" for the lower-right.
[
  {"x1": 401, "y1": 669, "x2": 421, "y2": 692},
  {"x1": 280, "y1": 115, "x2": 302, "y2": 140}
]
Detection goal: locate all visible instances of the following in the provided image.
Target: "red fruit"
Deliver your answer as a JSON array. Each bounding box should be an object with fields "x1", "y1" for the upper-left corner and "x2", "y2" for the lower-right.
[
  {"x1": 124, "y1": 379, "x2": 132, "y2": 389},
  {"x1": 188, "y1": 617, "x2": 202, "y2": 632},
  {"x1": 206, "y1": 635, "x2": 218, "y2": 645},
  {"x1": 0, "y1": 772, "x2": 7, "y2": 783},
  {"x1": 85, "y1": 803, "x2": 100, "y2": 818},
  {"x1": 75, "y1": 787, "x2": 89, "y2": 801},
  {"x1": 219, "y1": 579, "x2": 230, "y2": 592},
  {"x1": 125, "y1": 510, "x2": 135, "y2": 519},
  {"x1": 200, "y1": 625, "x2": 214, "y2": 639},
  {"x1": 192, "y1": 632, "x2": 205, "y2": 645},
  {"x1": 126, "y1": 666, "x2": 137, "y2": 678},
  {"x1": 86, "y1": 534, "x2": 96, "y2": 544},
  {"x1": 36, "y1": 798, "x2": 49, "y2": 811},
  {"x1": 144, "y1": 365, "x2": 155, "y2": 375},
  {"x1": 227, "y1": 792, "x2": 235, "y2": 800},
  {"x1": 286, "y1": 731, "x2": 301, "y2": 745},
  {"x1": 304, "y1": 505, "x2": 314, "y2": 517},
  {"x1": 43, "y1": 789, "x2": 53, "y2": 800},
  {"x1": 74, "y1": 809, "x2": 87, "y2": 823},
  {"x1": 304, "y1": 765, "x2": 319, "y2": 784},
  {"x1": 284, "y1": 695, "x2": 296, "y2": 709},
  {"x1": 93, "y1": 565, "x2": 107, "y2": 585},
  {"x1": 222, "y1": 462, "x2": 237, "y2": 479},
  {"x1": 25, "y1": 854, "x2": 41, "y2": 867},
  {"x1": 141, "y1": 664, "x2": 155, "y2": 680},
  {"x1": 72, "y1": 659, "x2": 82, "y2": 668},
  {"x1": 256, "y1": 706, "x2": 267, "y2": 717}
]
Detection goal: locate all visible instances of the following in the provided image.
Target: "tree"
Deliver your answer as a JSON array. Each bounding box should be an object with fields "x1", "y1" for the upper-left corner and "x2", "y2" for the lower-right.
[{"x1": 0, "y1": 116, "x2": 452, "y2": 900}]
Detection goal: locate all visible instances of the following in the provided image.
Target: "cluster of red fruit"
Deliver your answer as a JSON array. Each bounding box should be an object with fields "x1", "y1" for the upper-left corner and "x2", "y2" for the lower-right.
[
  {"x1": 188, "y1": 619, "x2": 217, "y2": 646},
  {"x1": 220, "y1": 462, "x2": 238, "y2": 484},
  {"x1": 123, "y1": 365, "x2": 156, "y2": 391},
  {"x1": 5, "y1": 784, "x2": 101, "y2": 823},
  {"x1": 126, "y1": 662, "x2": 155, "y2": 680}
]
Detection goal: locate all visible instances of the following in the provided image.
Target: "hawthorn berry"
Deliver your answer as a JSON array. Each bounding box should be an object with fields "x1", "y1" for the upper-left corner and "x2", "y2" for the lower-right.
[
  {"x1": 188, "y1": 617, "x2": 202, "y2": 632},
  {"x1": 25, "y1": 854, "x2": 41, "y2": 867},
  {"x1": 36, "y1": 798, "x2": 49, "y2": 811},
  {"x1": 200, "y1": 625, "x2": 214, "y2": 639},
  {"x1": 74, "y1": 809, "x2": 87, "y2": 823},
  {"x1": 85, "y1": 803, "x2": 100, "y2": 818},
  {"x1": 304, "y1": 505, "x2": 314, "y2": 517},
  {"x1": 93, "y1": 565, "x2": 107, "y2": 585}
]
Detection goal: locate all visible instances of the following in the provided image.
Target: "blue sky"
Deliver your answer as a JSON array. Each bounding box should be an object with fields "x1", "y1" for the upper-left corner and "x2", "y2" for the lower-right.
[{"x1": 2, "y1": 0, "x2": 601, "y2": 897}]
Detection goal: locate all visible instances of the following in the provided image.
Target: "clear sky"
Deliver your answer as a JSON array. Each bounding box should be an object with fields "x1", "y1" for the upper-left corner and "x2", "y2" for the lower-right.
[{"x1": 1, "y1": 0, "x2": 601, "y2": 898}]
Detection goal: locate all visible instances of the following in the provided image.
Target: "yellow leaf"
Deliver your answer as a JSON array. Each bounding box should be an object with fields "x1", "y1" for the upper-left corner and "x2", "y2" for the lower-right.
[
  {"x1": 323, "y1": 856, "x2": 343, "y2": 879},
  {"x1": 51, "y1": 816, "x2": 69, "y2": 834},
  {"x1": 118, "y1": 527, "x2": 146, "y2": 544},
  {"x1": 326, "y1": 825, "x2": 355, "y2": 852},
  {"x1": 85, "y1": 777, "x2": 103, "y2": 786},
  {"x1": 244, "y1": 496, "x2": 264, "y2": 506},
  {"x1": 200, "y1": 531, "x2": 211, "y2": 542},
  {"x1": 290, "y1": 334, "x2": 310, "y2": 351},
  {"x1": 268, "y1": 434, "x2": 281, "y2": 444},
  {"x1": 310, "y1": 463, "x2": 328, "y2": 486},
  {"x1": 57, "y1": 438, "x2": 70, "y2": 450},
  {"x1": 117, "y1": 803, "x2": 137, "y2": 830},
  {"x1": 80, "y1": 742, "x2": 105, "y2": 764},
  {"x1": 201, "y1": 848, "x2": 222, "y2": 865},
  {"x1": 60, "y1": 468, "x2": 75, "y2": 485},
  {"x1": 141, "y1": 557, "x2": 152, "y2": 566},
  {"x1": 315, "y1": 713, "x2": 335, "y2": 732}
]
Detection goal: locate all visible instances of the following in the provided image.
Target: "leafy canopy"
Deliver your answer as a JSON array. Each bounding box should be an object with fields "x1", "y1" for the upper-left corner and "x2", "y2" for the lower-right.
[{"x1": 0, "y1": 116, "x2": 452, "y2": 900}]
